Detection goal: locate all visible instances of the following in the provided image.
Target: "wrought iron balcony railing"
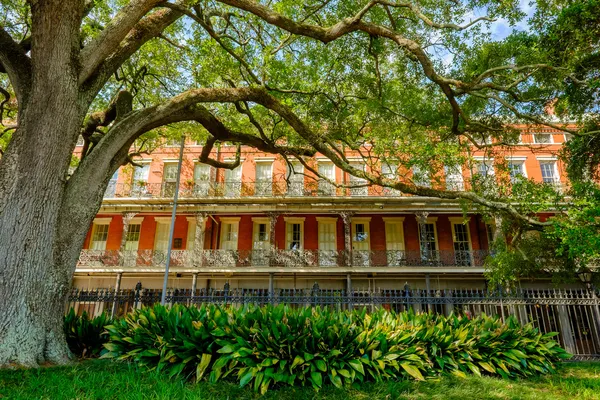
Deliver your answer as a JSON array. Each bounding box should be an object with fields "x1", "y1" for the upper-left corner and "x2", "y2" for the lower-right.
[
  {"x1": 77, "y1": 249, "x2": 490, "y2": 268},
  {"x1": 103, "y1": 180, "x2": 406, "y2": 199}
]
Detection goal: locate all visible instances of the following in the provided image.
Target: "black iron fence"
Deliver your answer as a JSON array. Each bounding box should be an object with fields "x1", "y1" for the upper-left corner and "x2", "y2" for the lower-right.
[
  {"x1": 66, "y1": 285, "x2": 600, "y2": 360},
  {"x1": 77, "y1": 249, "x2": 490, "y2": 268}
]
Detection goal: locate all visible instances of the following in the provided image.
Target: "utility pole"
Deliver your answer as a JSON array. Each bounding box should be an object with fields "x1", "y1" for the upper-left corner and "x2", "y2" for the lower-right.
[{"x1": 161, "y1": 135, "x2": 185, "y2": 305}]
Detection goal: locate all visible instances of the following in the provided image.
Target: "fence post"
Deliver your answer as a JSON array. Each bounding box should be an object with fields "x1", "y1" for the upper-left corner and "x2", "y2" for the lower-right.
[
  {"x1": 444, "y1": 290, "x2": 454, "y2": 316},
  {"x1": 269, "y1": 273, "x2": 274, "y2": 305},
  {"x1": 346, "y1": 274, "x2": 353, "y2": 310},
  {"x1": 191, "y1": 272, "x2": 198, "y2": 305},
  {"x1": 311, "y1": 282, "x2": 319, "y2": 307},
  {"x1": 592, "y1": 288, "x2": 600, "y2": 344},
  {"x1": 134, "y1": 281, "x2": 142, "y2": 309}
]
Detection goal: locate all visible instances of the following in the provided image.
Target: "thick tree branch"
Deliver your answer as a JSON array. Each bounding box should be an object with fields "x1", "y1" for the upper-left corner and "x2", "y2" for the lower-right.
[
  {"x1": 0, "y1": 28, "x2": 32, "y2": 106},
  {"x1": 81, "y1": 7, "x2": 183, "y2": 101},
  {"x1": 78, "y1": 0, "x2": 165, "y2": 85}
]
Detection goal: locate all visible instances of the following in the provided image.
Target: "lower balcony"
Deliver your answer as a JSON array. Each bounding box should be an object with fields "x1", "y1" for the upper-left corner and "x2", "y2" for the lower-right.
[{"x1": 77, "y1": 249, "x2": 490, "y2": 269}]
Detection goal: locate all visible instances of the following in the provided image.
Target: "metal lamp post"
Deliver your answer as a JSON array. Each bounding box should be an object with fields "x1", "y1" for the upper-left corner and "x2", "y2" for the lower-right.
[
  {"x1": 161, "y1": 135, "x2": 186, "y2": 305},
  {"x1": 578, "y1": 269, "x2": 600, "y2": 337}
]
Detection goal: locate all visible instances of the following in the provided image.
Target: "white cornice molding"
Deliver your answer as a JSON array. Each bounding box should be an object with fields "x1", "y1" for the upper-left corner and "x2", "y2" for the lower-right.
[
  {"x1": 220, "y1": 217, "x2": 241, "y2": 223},
  {"x1": 316, "y1": 216, "x2": 338, "y2": 222},
  {"x1": 382, "y1": 217, "x2": 405, "y2": 223},
  {"x1": 449, "y1": 216, "x2": 471, "y2": 223},
  {"x1": 93, "y1": 217, "x2": 113, "y2": 224}
]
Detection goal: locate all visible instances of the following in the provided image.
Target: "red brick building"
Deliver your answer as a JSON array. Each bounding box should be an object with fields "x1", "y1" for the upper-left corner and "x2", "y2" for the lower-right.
[{"x1": 73, "y1": 128, "x2": 569, "y2": 294}]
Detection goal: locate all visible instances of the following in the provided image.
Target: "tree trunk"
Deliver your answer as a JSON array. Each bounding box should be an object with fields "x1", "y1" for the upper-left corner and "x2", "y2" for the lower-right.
[{"x1": 0, "y1": 0, "x2": 86, "y2": 367}]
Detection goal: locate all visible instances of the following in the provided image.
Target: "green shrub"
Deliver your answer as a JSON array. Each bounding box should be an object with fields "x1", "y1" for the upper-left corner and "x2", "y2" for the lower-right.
[
  {"x1": 64, "y1": 308, "x2": 111, "y2": 358},
  {"x1": 101, "y1": 304, "x2": 570, "y2": 393}
]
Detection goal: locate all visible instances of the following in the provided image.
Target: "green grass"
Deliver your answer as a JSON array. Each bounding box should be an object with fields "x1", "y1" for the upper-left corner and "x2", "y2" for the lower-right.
[{"x1": 1, "y1": 360, "x2": 599, "y2": 400}]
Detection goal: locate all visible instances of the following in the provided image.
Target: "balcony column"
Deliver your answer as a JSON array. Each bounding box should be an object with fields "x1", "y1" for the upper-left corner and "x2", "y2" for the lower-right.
[
  {"x1": 193, "y1": 212, "x2": 209, "y2": 266},
  {"x1": 267, "y1": 212, "x2": 281, "y2": 266},
  {"x1": 340, "y1": 211, "x2": 355, "y2": 266},
  {"x1": 110, "y1": 272, "x2": 123, "y2": 318},
  {"x1": 119, "y1": 212, "x2": 137, "y2": 265}
]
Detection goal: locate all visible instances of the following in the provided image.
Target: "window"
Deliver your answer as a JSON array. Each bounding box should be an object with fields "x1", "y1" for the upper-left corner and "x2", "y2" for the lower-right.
[
  {"x1": 162, "y1": 163, "x2": 178, "y2": 196},
  {"x1": 540, "y1": 161, "x2": 559, "y2": 184},
  {"x1": 476, "y1": 161, "x2": 494, "y2": 177},
  {"x1": 194, "y1": 163, "x2": 211, "y2": 196},
  {"x1": 154, "y1": 220, "x2": 170, "y2": 252},
  {"x1": 317, "y1": 218, "x2": 337, "y2": 266},
  {"x1": 412, "y1": 165, "x2": 430, "y2": 187},
  {"x1": 418, "y1": 220, "x2": 438, "y2": 260},
  {"x1": 445, "y1": 165, "x2": 464, "y2": 190},
  {"x1": 131, "y1": 163, "x2": 150, "y2": 195},
  {"x1": 508, "y1": 161, "x2": 526, "y2": 183},
  {"x1": 384, "y1": 218, "x2": 405, "y2": 266},
  {"x1": 224, "y1": 164, "x2": 242, "y2": 197},
  {"x1": 220, "y1": 219, "x2": 240, "y2": 250},
  {"x1": 450, "y1": 218, "x2": 472, "y2": 266},
  {"x1": 90, "y1": 223, "x2": 110, "y2": 250},
  {"x1": 125, "y1": 224, "x2": 141, "y2": 251},
  {"x1": 533, "y1": 133, "x2": 553, "y2": 144},
  {"x1": 255, "y1": 161, "x2": 273, "y2": 196},
  {"x1": 287, "y1": 162, "x2": 304, "y2": 196},
  {"x1": 318, "y1": 161, "x2": 336, "y2": 195},
  {"x1": 381, "y1": 163, "x2": 400, "y2": 196},
  {"x1": 352, "y1": 218, "x2": 371, "y2": 266},
  {"x1": 287, "y1": 223, "x2": 302, "y2": 250},
  {"x1": 252, "y1": 218, "x2": 270, "y2": 265},
  {"x1": 349, "y1": 162, "x2": 368, "y2": 196}
]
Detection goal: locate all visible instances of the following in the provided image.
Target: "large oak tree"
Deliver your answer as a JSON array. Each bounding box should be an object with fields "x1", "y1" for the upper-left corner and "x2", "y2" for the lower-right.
[{"x1": 0, "y1": 0, "x2": 594, "y2": 366}]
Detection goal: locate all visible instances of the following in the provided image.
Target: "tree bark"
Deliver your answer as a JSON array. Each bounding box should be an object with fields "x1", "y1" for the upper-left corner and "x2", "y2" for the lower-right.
[{"x1": 0, "y1": 0, "x2": 86, "y2": 367}]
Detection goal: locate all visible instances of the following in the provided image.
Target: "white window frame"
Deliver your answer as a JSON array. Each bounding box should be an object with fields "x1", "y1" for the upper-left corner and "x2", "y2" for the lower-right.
[
  {"x1": 219, "y1": 217, "x2": 241, "y2": 250},
  {"x1": 348, "y1": 160, "x2": 368, "y2": 196},
  {"x1": 383, "y1": 217, "x2": 405, "y2": 251},
  {"x1": 532, "y1": 132, "x2": 554, "y2": 144},
  {"x1": 90, "y1": 218, "x2": 112, "y2": 250},
  {"x1": 418, "y1": 217, "x2": 439, "y2": 254},
  {"x1": 316, "y1": 217, "x2": 337, "y2": 251},
  {"x1": 287, "y1": 161, "x2": 304, "y2": 196},
  {"x1": 124, "y1": 217, "x2": 143, "y2": 251},
  {"x1": 351, "y1": 217, "x2": 371, "y2": 251},
  {"x1": 444, "y1": 165, "x2": 464, "y2": 191},
  {"x1": 506, "y1": 157, "x2": 528, "y2": 182},
  {"x1": 284, "y1": 217, "x2": 305, "y2": 250},
  {"x1": 473, "y1": 157, "x2": 495, "y2": 177},
  {"x1": 255, "y1": 160, "x2": 274, "y2": 196},
  {"x1": 317, "y1": 159, "x2": 336, "y2": 195},
  {"x1": 449, "y1": 217, "x2": 473, "y2": 251},
  {"x1": 153, "y1": 217, "x2": 172, "y2": 252},
  {"x1": 537, "y1": 157, "x2": 560, "y2": 183},
  {"x1": 412, "y1": 165, "x2": 430, "y2": 187}
]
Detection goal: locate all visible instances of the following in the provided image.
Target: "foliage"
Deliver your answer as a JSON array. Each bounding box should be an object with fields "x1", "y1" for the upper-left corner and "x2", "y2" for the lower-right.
[
  {"x1": 101, "y1": 304, "x2": 570, "y2": 394},
  {"x1": 64, "y1": 308, "x2": 112, "y2": 359}
]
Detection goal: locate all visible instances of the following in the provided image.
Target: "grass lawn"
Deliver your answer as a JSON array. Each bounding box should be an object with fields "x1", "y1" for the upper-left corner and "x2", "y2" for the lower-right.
[{"x1": 0, "y1": 360, "x2": 599, "y2": 400}]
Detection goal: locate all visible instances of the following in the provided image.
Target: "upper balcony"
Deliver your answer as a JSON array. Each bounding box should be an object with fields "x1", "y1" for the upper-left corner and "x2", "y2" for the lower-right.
[
  {"x1": 104, "y1": 180, "x2": 403, "y2": 200},
  {"x1": 77, "y1": 249, "x2": 490, "y2": 272}
]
